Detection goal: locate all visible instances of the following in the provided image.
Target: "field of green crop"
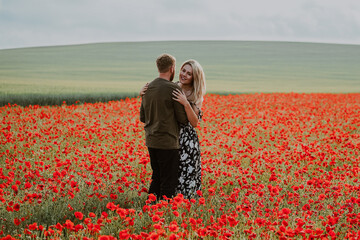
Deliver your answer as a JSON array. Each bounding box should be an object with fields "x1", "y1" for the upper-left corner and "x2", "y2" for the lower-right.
[{"x1": 0, "y1": 41, "x2": 359, "y2": 105}]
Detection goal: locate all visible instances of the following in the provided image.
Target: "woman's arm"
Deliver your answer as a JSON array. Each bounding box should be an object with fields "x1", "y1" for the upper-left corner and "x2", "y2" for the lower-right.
[
  {"x1": 139, "y1": 83, "x2": 149, "y2": 97},
  {"x1": 172, "y1": 89, "x2": 200, "y2": 127}
]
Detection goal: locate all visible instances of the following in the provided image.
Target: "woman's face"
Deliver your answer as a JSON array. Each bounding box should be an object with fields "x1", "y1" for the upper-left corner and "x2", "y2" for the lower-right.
[{"x1": 179, "y1": 64, "x2": 193, "y2": 85}]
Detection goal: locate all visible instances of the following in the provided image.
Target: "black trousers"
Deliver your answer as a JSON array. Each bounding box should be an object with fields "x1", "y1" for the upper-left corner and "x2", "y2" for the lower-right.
[{"x1": 148, "y1": 147, "x2": 180, "y2": 200}]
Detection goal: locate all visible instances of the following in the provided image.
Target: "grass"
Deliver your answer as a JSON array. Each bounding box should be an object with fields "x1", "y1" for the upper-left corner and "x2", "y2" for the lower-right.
[
  {"x1": 0, "y1": 93, "x2": 138, "y2": 106},
  {"x1": 1, "y1": 40, "x2": 359, "y2": 106}
]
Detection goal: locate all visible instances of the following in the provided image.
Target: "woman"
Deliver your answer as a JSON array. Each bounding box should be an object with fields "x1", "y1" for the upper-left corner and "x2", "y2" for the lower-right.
[{"x1": 140, "y1": 59, "x2": 206, "y2": 199}]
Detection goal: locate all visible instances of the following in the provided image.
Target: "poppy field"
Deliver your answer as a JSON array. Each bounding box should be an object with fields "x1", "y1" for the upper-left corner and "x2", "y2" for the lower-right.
[{"x1": 1, "y1": 93, "x2": 360, "y2": 239}]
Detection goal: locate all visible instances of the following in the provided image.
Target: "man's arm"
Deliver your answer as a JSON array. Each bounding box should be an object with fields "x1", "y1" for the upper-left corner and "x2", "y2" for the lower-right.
[
  {"x1": 140, "y1": 99, "x2": 145, "y2": 123},
  {"x1": 173, "y1": 85, "x2": 188, "y2": 125}
]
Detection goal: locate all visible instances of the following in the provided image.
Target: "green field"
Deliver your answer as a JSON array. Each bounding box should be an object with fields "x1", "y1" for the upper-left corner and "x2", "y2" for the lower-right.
[{"x1": 1, "y1": 41, "x2": 359, "y2": 105}]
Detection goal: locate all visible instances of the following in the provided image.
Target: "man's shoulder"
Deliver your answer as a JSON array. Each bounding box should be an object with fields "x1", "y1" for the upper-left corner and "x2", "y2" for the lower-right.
[
  {"x1": 152, "y1": 78, "x2": 180, "y2": 90},
  {"x1": 164, "y1": 80, "x2": 180, "y2": 88}
]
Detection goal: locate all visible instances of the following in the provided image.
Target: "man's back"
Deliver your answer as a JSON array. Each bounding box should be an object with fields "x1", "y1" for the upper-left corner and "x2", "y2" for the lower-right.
[{"x1": 140, "y1": 78, "x2": 188, "y2": 149}]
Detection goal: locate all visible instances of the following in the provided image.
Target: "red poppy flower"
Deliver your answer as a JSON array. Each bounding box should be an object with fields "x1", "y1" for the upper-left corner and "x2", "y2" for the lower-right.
[{"x1": 74, "y1": 212, "x2": 84, "y2": 220}]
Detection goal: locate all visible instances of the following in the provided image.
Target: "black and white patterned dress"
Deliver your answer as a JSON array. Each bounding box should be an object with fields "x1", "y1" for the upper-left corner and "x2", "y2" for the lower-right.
[{"x1": 176, "y1": 103, "x2": 202, "y2": 199}]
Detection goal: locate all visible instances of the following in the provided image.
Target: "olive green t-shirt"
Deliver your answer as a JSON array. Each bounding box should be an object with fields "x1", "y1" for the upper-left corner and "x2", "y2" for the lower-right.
[{"x1": 140, "y1": 78, "x2": 188, "y2": 149}]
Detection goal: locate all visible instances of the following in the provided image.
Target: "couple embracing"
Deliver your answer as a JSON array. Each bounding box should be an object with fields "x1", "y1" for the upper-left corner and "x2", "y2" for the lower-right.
[{"x1": 140, "y1": 53, "x2": 206, "y2": 201}]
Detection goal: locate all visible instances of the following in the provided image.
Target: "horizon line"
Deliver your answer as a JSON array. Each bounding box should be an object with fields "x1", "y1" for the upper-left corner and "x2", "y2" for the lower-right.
[{"x1": 1, "y1": 39, "x2": 359, "y2": 51}]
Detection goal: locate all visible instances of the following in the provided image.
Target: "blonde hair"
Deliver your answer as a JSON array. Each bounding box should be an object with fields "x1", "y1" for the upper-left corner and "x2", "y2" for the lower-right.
[
  {"x1": 181, "y1": 59, "x2": 206, "y2": 105},
  {"x1": 156, "y1": 53, "x2": 176, "y2": 73}
]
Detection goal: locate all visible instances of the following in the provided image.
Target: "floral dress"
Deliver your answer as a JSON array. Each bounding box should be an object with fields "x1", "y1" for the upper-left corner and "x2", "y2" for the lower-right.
[{"x1": 176, "y1": 102, "x2": 202, "y2": 199}]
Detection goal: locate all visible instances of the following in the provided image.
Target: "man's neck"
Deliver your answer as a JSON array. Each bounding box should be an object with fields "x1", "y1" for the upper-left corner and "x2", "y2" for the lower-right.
[{"x1": 159, "y1": 73, "x2": 171, "y2": 81}]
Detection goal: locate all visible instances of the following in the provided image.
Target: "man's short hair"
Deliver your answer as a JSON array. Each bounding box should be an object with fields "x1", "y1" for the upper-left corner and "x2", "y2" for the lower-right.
[{"x1": 156, "y1": 54, "x2": 176, "y2": 73}]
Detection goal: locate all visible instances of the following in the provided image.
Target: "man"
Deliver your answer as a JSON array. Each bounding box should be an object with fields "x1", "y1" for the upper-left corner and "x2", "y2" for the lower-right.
[{"x1": 140, "y1": 53, "x2": 188, "y2": 200}]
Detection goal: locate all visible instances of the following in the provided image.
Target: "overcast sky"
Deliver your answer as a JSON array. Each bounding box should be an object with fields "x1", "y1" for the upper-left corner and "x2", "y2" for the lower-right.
[{"x1": 1, "y1": 0, "x2": 360, "y2": 49}]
